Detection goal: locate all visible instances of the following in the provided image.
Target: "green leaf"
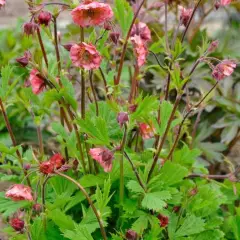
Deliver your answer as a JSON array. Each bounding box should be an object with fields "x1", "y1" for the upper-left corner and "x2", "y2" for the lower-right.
[
  {"x1": 47, "y1": 209, "x2": 75, "y2": 232},
  {"x1": 127, "y1": 180, "x2": 145, "y2": 194},
  {"x1": 159, "y1": 101, "x2": 173, "y2": 135},
  {"x1": 158, "y1": 162, "x2": 188, "y2": 186},
  {"x1": 80, "y1": 174, "x2": 106, "y2": 188},
  {"x1": 132, "y1": 214, "x2": 149, "y2": 234},
  {"x1": 0, "y1": 65, "x2": 13, "y2": 98},
  {"x1": 141, "y1": 191, "x2": 171, "y2": 211},
  {"x1": 43, "y1": 89, "x2": 61, "y2": 108},
  {"x1": 64, "y1": 226, "x2": 94, "y2": 240},
  {"x1": 175, "y1": 214, "x2": 205, "y2": 237},
  {"x1": 113, "y1": 0, "x2": 133, "y2": 37},
  {"x1": 30, "y1": 217, "x2": 47, "y2": 240}
]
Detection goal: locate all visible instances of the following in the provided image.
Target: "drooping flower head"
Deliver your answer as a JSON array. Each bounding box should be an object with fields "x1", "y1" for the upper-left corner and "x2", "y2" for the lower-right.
[
  {"x1": 89, "y1": 148, "x2": 114, "y2": 172},
  {"x1": 29, "y1": 69, "x2": 46, "y2": 94},
  {"x1": 131, "y1": 35, "x2": 148, "y2": 67},
  {"x1": 71, "y1": 1, "x2": 113, "y2": 27},
  {"x1": 5, "y1": 184, "x2": 33, "y2": 201},
  {"x1": 131, "y1": 22, "x2": 152, "y2": 43},
  {"x1": 70, "y1": 42, "x2": 102, "y2": 70},
  {"x1": 125, "y1": 229, "x2": 138, "y2": 240},
  {"x1": 16, "y1": 51, "x2": 31, "y2": 67},
  {"x1": 0, "y1": 0, "x2": 6, "y2": 9},
  {"x1": 39, "y1": 153, "x2": 65, "y2": 175},
  {"x1": 179, "y1": 6, "x2": 193, "y2": 27},
  {"x1": 117, "y1": 112, "x2": 129, "y2": 128},
  {"x1": 157, "y1": 214, "x2": 169, "y2": 228},
  {"x1": 139, "y1": 122, "x2": 155, "y2": 139},
  {"x1": 10, "y1": 218, "x2": 25, "y2": 232},
  {"x1": 212, "y1": 60, "x2": 237, "y2": 81},
  {"x1": 23, "y1": 22, "x2": 38, "y2": 36},
  {"x1": 38, "y1": 11, "x2": 52, "y2": 26}
]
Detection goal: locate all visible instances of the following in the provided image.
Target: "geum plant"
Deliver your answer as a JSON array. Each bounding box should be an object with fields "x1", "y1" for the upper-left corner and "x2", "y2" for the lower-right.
[{"x1": 0, "y1": 0, "x2": 239, "y2": 239}]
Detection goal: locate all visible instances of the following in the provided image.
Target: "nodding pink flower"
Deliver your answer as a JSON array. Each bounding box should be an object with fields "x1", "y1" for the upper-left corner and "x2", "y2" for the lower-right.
[
  {"x1": 0, "y1": 0, "x2": 6, "y2": 9},
  {"x1": 131, "y1": 35, "x2": 148, "y2": 67},
  {"x1": 38, "y1": 11, "x2": 52, "y2": 26},
  {"x1": 33, "y1": 203, "x2": 42, "y2": 213},
  {"x1": 131, "y1": 22, "x2": 151, "y2": 43},
  {"x1": 29, "y1": 69, "x2": 46, "y2": 94},
  {"x1": 110, "y1": 32, "x2": 120, "y2": 44},
  {"x1": 139, "y1": 123, "x2": 155, "y2": 139},
  {"x1": 219, "y1": 0, "x2": 232, "y2": 6},
  {"x1": 89, "y1": 148, "x2": 114, "y2": 172},
  {"x1": 70, "y1": 42, "x2": 102, "y2": 70},
  {"x1": 212, "y1": 60, "x2": 237, "y2": 81},
  {"x1": 117, "y1": 112, "x2": 129, "y2": 128},
  {"x1": 23, "y1": 22, "x2": 38, "y2": 36},
  {"x1": 157, "y1": 214, "x2": 169, "y2": 228},
  {"x1": 49, "y1": 153, "x2": 65, "y2": 169},
  {"x1": 5, "y1": 184, "x2": 33, "y2": 201},
  {"x1": 63, "y1": 43, "x2": 74, "y2": 51},
  {"x1": 10, "y1": 218, "x2": 25, "y2": 232},
  {"x1": 125, "y1": 229, "x2": 138, "y2": 240},
  {"x1": 208, "y1": 40, "x2": 219, "y2": 53},
  {"x1": 16, "y1": 51, "x2": 31, "y2": 67},
  {"x1": 39, "y1": 153, "x2": 65, "y2": 174},
  {"x1": 71, "y1": 1, "x2": 113, "y2": 27},
  {"x1": 179, "y1": 6, "x2": 193, "y2": 27}
]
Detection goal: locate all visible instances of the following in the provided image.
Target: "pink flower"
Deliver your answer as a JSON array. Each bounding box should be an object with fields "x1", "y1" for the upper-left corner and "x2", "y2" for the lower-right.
[
  {"x1": 89, "y1": 148, "x2": 114, "y2": 172},
  {"x1": 39, "y1": 161, "x2": 54, "y2": 174},
  {"x1": 38, "y1": 11, "x2": 52, "y2": 26},
  {"x1": 0, "y1": 0, "x2": 5, "y2": 9},
  {"x1": 208, "y1": 40, "x2": 219, "y2": 53},
  {"x1": 70, "y1": 42, "x2": 102, "y2": 70},
  {"x1": 117, "y1": 112, "x2": 129, "y2": 128},
  {"x1": 71, "y1": 1, "x2": 113, "y2": 27},
  {"x1": 49, "y1": 153, "x2": 65, "y2": 169},
  {"x1": 23, "y1": 22, "x2": 38, "y2": 36},
  {"x1": 212, "y1": 60, "x2": 237, "y2": 81},
  {"x1": 139, "y1": 123, "x2": 155, "y2": 139},
  {"x1": 131, "y1": 22, "x2": 151, "y2": 43},
  {"x1": 125, "y1": 230, "x2": 138, "y2": 240},
  {"x1": 16, "y1": 51, "x2": 31, "y2": 67},
  {"x1": 5, "y1": 184, "x2": 33, "y2": 201},
  {"x1": 220, "y1": 0, "x2": 232, "y2": 6},
  {"x1": 131, "y1": 35, "x2": 148, "y2": 67},
  {"x1": 179, "y1": 6, "x2": 193, "y2": 27},
  {"x1": 10, "y1": 218, "x2": 25, "y2": 232},
  {"x1": 157, "y1": 214, "x2": 169, "y2": 228},
  {"x1": 29, "y1": 69, "x2": 46, "y2": 94}
]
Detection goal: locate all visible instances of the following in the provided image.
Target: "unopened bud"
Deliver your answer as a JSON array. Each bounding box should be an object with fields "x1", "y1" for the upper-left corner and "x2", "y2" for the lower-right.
[
  {"x1": 117, "y1": 112, "x2": 129, "y2": 128},
  {"x1": 23, "y1": 22, "x2": 38, "y2": 36},
  {"x1": 208, "y1": 40, "x2": 219, "y2": 53},
  {"x1": 38, "y1": 11, "x2": 52, "y2": 26},
  {"x1": 125, "y1": 230, "x2": 138, "y2": 240},
  {"x1": 16, "y1": 51, "x2": 31, "y2": 67},
  {"x1": 10, "y1": 218, "x2": 24, "y2": 232},
  {"x1": 110, "y1": 32, "x2": 120, "y2": 45}
]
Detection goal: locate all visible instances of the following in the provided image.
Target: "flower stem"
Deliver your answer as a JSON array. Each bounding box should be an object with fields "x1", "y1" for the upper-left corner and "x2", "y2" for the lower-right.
[
  {"x1": 147, "y1": 94, "x2": 182, "y2": 182},
  {"x1": 115, "y1": 0, "x2": 146, "y2": 85},
  {"x1": 36, "y1": 28, "x2": 48, "y2": 68},
  {"x1": 89, "y1": 71, "x2": 99, "y2": 116},
  {"x1": 0, "y1": 98, "x2": 31, "y2": 187},
  {"x1": 164, "y1": 1, "x2": 170, "y2": 53},
  {"x1": 167, "y1": 81, "x2": 218, "y2": 160},
  {"x1": 55, "y1": 171, "x2": 107, "y2": 240},
  {"x1": 181, "y1": 0, "x2": 203, "y2": 43}
]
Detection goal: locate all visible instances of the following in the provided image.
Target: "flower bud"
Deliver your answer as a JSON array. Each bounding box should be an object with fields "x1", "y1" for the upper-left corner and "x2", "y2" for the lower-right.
[
  {"x1": 0, "y1": 0, "x2": 6, "y2": 9},
  {"x1": 73, "y1": 159, "x2": 79, "y2": 171},
  {"x1": 23, "y1": 163, "x2": 31, "y2": 171},
  {"x1": 189, "y1": 187, "x2": 198, "y2": 196},
  {"x1": 157, "y1": 214, "x2": 169, "y2": 228},
  {"x1": 110, "y1": 32, "x2": 120, "y2": 45},
  {"x1": 104, "y1": 21, "x2": 112, "y2": 31},
  {"x1": 39, "y1": 161, "x2": 54, "y2": 175},
  {"x1": 129, "y1": 104, "x2": 138, "y2": 113},
  {"x1": 179, "y1": 6, "x2": 193, "y2": 27},
  {"x1": 117, "y1": 112, "x2": 129, "y2": 128},
  {"x1": 10, "y1": 218, "x2": 24, "y2": 232},
  {"x1": 208, "y1": 40, "x2": 219, "y2": 53},
  {"x1": 33, "y1": 203, "x2": 42, "y2": 213},
  {"x1": 38, "y1": 11, "x2": 52, "y2": 26},
  {"x1": 125, "y1": 230, "x2": 138, "y2": 240},
  {"x1": 16, "y1": 51, "x2": 31, "y2": 67},
  {"x1": 23, "y1": 22, "x2": 38, "y2": 36},
  {"x1": 63, "y1": 43, "x2": 74, "y2": 51},
  {"x1": 173, "y1": 206, "x2": 181, "y2": 213}
]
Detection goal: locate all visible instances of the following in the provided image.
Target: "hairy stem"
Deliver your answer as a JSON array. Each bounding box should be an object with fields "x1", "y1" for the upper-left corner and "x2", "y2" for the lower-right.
[
  {"x1": 36, "y1": 28, "x2": 48, "y2": 68},
  {"x1": 89, "y1": 71, "x2": 99, "y2": 116},
  {"x1": 0, "y1": 98, "x2": 31, "y2": 187},
  {"x1": 56, "y1": 171, "x2": 107, "y2": 240},
  {"x1": 115, "y1": 0, "x2": 146, "y2": 85}
]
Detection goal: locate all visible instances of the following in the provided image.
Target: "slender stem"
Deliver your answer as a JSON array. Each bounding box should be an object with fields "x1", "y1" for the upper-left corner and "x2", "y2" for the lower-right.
[
  {"x1": 115, "y1": 0, "x2": 146, "y2": 85},
  {"x1": 44, "y1": 2, "x2": 70, "y2": 7},
  {"x1": 181, "y1": 0, "x2": 203, "y2": 43},
  {"x1": 99, "y1": 67, "x2": 109, "y2": 98},
  {"x1": 36, "y1": 28, "x2": 48, "y2": 68},
  {"x1": 171, "y1": 20, "x2": 181, "y2": 49},
  {"x1": 66, "y1": 105, "x2": 87, "y2": 174},
  {"x1": 164, "y1": 72, "x2": 171, "y2": 100},
  {"x1": 187, "y1": 173, "x2": 231, "y2": 180},
  {"x1": 167, "y1": 82, "x2": 218, "y2": 160},
  {"x1": 56, "y1": 171, "x2": 107, "y2": 240},
  {"x1": 150, "y1": 51, "x2": 165, "y2": 70},
  {"x1": 53, "y1": 17, "x2": 61, "y2": 74},
  {"x1": 164, "y1": 1, "x2": 170, "y2": 53},
  {"x1": 89, "y1": 71, "x2": 99, "y2": 116},
  {"x1": 191, "y1": 109, "x2": 203, "y2": 149},
  {"x1": 37, "y1": 125, "x2": 44, "y2": 156},
  {"x1": 147, "y1": 94, "x2": 182, "y2": 182},
  {"x1": 124, "y1": 151, "x2": 147, "y2": 192},
  {"x1": 0, "y1": 98, "x2": 31, "y2": 187},
  {"x1": 128, "y1": 65, "x2": 139, "y2": 103},
  {"x1": 41, "y1": 176, "x2": 50, "y2": 213},
  {"x1": 85, "y1": 141, "x2": 94, "y2": 174}
]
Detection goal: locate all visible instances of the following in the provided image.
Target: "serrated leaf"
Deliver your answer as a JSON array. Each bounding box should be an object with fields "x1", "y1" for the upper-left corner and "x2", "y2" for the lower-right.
[
  {"x1": 141, "y1": 191, "x2": 171, "y2": 211},
  {"x1": 175, "y1": 214, "x2": 205, "y2": 237},
  {"x1": 43, "y1": 89, "x2": 61, "y2": 108},
  {"x1": 159, "y1": 101, "x2": 173, "y2": 135},
  {"x1": 127, "y1": 180, "x2": 145, "y2": 194}
]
